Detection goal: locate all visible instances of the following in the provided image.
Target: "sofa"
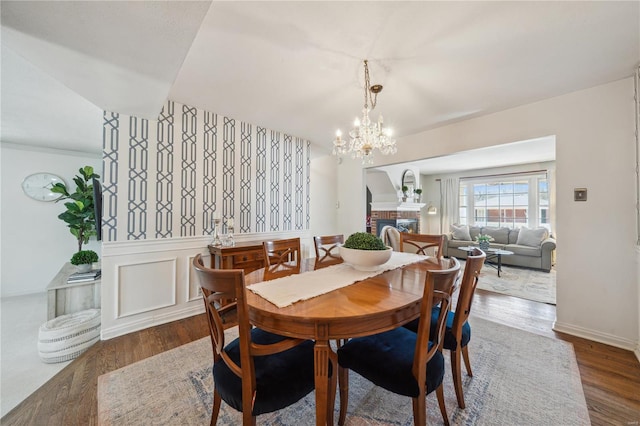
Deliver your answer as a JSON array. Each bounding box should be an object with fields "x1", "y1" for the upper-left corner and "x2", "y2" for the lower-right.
[{"x1": 443, "y1": 224, "x2": 556, "y2": 272}]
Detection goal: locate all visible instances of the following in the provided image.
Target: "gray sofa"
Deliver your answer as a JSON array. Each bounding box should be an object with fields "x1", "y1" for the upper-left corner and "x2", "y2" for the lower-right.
[{"x1": 443, "y1": 225, "x2": 556, "y2": 272}]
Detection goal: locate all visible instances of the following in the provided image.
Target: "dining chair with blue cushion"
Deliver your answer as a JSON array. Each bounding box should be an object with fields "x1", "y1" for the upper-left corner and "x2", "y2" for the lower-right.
[
  {"x1": 404, "y1": 248, "x2": 486, "y2": 409},
  {"x1": 192, "y1": 254, "x2": 318, "y2": 426},
  {"x1": 337, "y1": 257, "x2": 461, "y2": 426}
]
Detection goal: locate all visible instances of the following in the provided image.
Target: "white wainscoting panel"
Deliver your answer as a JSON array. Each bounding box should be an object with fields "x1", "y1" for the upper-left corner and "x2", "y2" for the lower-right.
[
  {"x1": 100, "y1": 231, "x2": 310, "y2": 340},
  {"x1": 117, "y1": 258, "x2": 177, "y2": 318},
  {"x1": 187, "y1": 253, "x2": 209, "y2": 302}
]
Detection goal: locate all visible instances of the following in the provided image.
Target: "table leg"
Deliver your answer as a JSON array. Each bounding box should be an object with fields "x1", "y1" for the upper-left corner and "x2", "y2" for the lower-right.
[
  {"x1": 497, "y1": 254, "x2": 502, "y2": 277},
  {"x1": 314, "y1": 339, "x2": 334, "y2": 426}
]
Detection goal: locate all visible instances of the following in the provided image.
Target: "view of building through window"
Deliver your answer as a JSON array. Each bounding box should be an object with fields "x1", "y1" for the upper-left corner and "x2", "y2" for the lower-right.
[{"x1": 459, "y1": 172, "x2": 550, "y2": 230}]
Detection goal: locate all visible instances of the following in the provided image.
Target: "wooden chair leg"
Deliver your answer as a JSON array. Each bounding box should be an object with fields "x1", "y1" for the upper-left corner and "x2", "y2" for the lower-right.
[
  {"x1": 451, "y1": 349, "x2": 465, "y2": 409},
  {"x1": 436, "y1": 384, "x2": 449, "y2": 426},
  {"x1": 461, "y1": 344, "x2": 473, "y2": 376},
  {"x1": 210, "y1": 390, "x2": 222, "y2": 426},
  {"x1": 412, "y1": 390, "x2": 427, "y2": 426},
  {"x1": 338, "y1": 367, "x2": 349, "y2": 426},
  {"x1": 242, "y1": 410, "x2": 255, "y2": 426}
]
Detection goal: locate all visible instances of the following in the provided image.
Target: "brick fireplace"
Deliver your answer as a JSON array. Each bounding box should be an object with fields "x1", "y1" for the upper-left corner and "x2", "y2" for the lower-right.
[{"x1": 371, "y1": 209, "x2": 421, "y2": 237}]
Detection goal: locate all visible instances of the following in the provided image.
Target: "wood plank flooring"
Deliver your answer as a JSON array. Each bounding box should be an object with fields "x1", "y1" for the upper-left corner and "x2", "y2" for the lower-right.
[{"x1": 2, "y1": 290, "x2": 639, "y2": 425}]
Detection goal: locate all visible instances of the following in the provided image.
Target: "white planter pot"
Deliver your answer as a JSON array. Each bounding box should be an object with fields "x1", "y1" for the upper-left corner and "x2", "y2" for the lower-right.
[
  {"x1": 77, "y1": 264, "x2": 92, "y2": 273},
  {"x1": 338, "y1": 246, "x2": 393, "y2": 271}
]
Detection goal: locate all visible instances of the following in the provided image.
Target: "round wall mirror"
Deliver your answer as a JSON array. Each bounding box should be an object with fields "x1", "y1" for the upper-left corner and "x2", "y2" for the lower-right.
[{"x1": 402, "y1": 170, "x2": 415, "y2": 192}]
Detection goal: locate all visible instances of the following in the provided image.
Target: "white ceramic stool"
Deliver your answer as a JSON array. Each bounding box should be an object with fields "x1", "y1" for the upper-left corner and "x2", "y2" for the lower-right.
[{"x1": 38, "y1": 308, "x2": 101, "y2": 363}]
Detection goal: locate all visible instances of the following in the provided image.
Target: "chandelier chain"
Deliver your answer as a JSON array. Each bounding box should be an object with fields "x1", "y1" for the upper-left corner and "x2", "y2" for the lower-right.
[{"x1": 363, "y1": 60, "x2": 378, "y2": 110}]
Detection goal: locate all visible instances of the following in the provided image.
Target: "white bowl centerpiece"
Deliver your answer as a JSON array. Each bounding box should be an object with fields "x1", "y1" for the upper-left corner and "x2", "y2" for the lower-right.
[{"x1": 339, "y1": 232, "x2": 393, "y2": 271}]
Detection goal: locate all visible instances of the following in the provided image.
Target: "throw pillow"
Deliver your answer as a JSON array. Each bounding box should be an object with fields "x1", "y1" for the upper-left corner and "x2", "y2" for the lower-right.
[
  {"x1": 481, "y1": 226, "x2": 510, "y2": 244},
  {"x1": 450, "y1": 224, "x2": 471, "y2": 241},
  {"x1": 516, "y1": 226, "x2": 549, "y2": 247},
  {"x1": 469, "y1": 226, "x2": 482, "y2": 241}
]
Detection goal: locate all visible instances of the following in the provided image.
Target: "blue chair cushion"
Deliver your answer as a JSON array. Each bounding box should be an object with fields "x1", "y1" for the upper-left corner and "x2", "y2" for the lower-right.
[
  {"x1": 213, "y1": 328, "x2": 315, "y2": 415},
  {"x1": 403, "y1": 307, "x2": 471, "y2": 350},
  {"x1": 337, "y1": 327, "x2": 445, "y2": 397}
]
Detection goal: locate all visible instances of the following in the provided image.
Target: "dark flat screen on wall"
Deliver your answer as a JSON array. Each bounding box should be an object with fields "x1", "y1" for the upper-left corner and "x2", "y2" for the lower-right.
[{"x1": 92, "y1": 178, "x2": 102, "y2": 241}]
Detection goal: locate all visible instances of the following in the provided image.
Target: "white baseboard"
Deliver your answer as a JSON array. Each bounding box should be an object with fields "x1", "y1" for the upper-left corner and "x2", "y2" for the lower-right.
[
  {"x1": 635, "y1": 345, "x2": 640, "y2": 364},
  {"x1": 100, "y1": 304, "x2": 204, "y2": 340},
  {"x1": 553, "y1": 320, "x2": 637, "y2": 351}
]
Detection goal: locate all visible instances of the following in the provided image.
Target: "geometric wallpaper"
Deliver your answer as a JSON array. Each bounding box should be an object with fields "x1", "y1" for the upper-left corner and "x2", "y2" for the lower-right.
[{"x1": 102, "y1": 100, "x2": 311, "y2": 242}]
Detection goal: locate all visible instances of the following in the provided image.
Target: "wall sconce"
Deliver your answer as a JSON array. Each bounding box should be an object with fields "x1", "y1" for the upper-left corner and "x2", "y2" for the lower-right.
[{"x1": 427, "y1": 205, "x2": 437, "y2": 215}]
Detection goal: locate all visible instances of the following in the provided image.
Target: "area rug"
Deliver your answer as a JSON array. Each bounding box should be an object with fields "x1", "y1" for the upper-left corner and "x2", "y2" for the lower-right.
[
  {"x1": 466, "y1": 259, "x2": 557, "y2": 305},
  {"x1": 97, "y1": 318, "x2": 589, "y2": 425}
]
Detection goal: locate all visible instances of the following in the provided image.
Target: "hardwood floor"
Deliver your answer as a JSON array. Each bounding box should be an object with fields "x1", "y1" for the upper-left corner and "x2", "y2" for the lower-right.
[{"x1": 2, "y1": 290, "x2": 639, "y2": 425}]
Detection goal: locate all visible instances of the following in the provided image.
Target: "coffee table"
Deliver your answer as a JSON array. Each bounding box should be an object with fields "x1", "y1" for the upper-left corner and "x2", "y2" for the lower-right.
[{"x1": 457, "y1": 246, "x2": 514, "y2": 277}]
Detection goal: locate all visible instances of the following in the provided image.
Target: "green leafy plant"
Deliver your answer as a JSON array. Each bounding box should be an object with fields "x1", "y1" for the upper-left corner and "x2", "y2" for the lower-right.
[
  {"x1": 414, "y1": 188, "x2": 422, "y2": 195},
  {"x1": 70, "y1": 250, "x2": 99, "y2": 266},
  {"x1": 51, "y1": 166, "x2": 100, "y2": 252},
  {"x1": 401, "y1": 185, "x2": 409, "y2": 193},
  {"x1": 475, "y1": 234, "x2": 494, "y2": 243},
  {"x1": 343, "y1": 232, "x2": 387, "y2": 250}
]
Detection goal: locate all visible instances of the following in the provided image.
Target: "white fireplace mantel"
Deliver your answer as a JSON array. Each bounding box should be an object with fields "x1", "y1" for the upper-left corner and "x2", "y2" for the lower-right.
[{"x1": 370, "y1": 201, "x2": 426, "y2": 212}]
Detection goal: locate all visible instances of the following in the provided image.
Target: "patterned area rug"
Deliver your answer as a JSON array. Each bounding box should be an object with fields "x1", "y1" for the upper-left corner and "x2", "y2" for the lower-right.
[
  {"x1": 466, "y1": 260, "x2": 556, "y2": 305},
  {"x1": 98, "y1": 318, "x2": 589, "y2": 425}
]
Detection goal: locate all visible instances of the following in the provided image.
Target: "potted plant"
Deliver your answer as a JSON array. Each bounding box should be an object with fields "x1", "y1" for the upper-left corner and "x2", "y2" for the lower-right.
[
  {"x1": 70, "y1": 250, "x2": 99, "y2": 272},
  {"x1": 339, "y1": 232, "x2": 392, "y2": 271},
  {"x1": 51, "y1": 166, "x2": 101, "y2": 262},
  {"x1": 475, "y1": 234, "x2": 494, "y2": 251},
  {"x1": 414, "y1": 188, "x2": 422, "y2": 202},
  {"x1": 401, "y1": 185, "x2": 409, "y2": 202}
]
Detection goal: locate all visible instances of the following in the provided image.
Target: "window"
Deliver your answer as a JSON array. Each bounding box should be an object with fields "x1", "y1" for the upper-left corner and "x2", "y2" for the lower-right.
[{"x1": 459, "y1": 172, "x2": 550, "y2": 231}]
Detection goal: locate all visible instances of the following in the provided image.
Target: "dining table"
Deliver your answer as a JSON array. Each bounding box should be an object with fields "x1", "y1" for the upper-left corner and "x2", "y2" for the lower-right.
[{"x1": 244, "y1": 253, "x2": 453, "y2": 426}]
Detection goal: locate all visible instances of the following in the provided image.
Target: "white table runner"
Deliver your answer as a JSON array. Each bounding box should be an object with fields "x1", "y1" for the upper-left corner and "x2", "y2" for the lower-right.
[{"x1": 248, "y1": 252, "x2": 427, "y2": 308}]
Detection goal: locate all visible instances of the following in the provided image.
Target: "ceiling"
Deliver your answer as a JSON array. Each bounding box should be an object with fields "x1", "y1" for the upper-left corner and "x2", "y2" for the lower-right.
[
  {"x1": 1, "y1": 1, "x2": 638, "y2": 164},
  {"x1": 373, "y1": 135, "x2": 556, "y2": 176}
]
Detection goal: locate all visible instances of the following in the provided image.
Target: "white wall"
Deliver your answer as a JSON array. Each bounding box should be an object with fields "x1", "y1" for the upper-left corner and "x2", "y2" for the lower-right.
[
  {"x1": 338, "y1": 78, "x2": 639, "y2": 350},
  {"x1": 0, "y1": 144, "x2": 102, "y2": 297},
  {"x1": 309, "y1": 154, "x2": 340, "y2": 241},
  {"x1": 337, "y1": 157, "x2": 367, "y2": 237}
]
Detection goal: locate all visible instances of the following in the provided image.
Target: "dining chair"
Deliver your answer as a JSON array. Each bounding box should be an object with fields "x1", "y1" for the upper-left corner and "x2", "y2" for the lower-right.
[
  {"x1": 404, "y1": 248, "x2": 486, "y2": 409},
  {"x1": 337, "y1": 257, "x2": 461, "y2": 426},
  {"x1": 400, "y1": 232, "x2": 445, "y2": 258},
  {"x1": 192, "y1": 254, "x2": 317, "y2": 426},
  {"x1": 262, "y1": 237, "x2": 301, "y2": 280},
  {"x1": 313, "y1": 234, "x2": 344, "y2": 269},
  {"x1": 193, "y1": 255, "x2": 238, "y2": 328},
  {"x1": 379, "y1": 225, "x2": 401, "y2": 251}
]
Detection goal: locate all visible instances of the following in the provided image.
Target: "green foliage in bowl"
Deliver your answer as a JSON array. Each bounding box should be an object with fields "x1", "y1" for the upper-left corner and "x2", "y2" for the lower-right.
[
  {"x1": 343, "y1": 232, "x2": 387, "y2": 251},
  {"x1": 70, "y1": 250, "x2": 99, "y2": 265}
]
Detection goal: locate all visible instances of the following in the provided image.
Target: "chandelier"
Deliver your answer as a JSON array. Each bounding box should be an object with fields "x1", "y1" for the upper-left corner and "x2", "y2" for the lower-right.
[{"x1": 333, "y1": 59, "x2": 397, "y2": 164}]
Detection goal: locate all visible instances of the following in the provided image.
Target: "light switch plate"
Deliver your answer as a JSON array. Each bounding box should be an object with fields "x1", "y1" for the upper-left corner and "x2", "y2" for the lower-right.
[{"x1": 574, "y1": 188, "x2": 587, "y2": 201}]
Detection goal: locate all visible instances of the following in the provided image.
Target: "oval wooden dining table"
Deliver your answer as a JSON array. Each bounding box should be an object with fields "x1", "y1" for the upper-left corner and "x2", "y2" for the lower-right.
[{"x1": 244, "y1": 255, "x2": 451, "y2": 426}]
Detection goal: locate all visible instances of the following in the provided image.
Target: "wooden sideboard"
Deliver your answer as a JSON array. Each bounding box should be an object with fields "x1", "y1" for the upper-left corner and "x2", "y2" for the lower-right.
[
  {"x1": 47, "y1": 263, "x2": 101, "y2": 320},
  {"x1": 208, "y1": 240, "x2": 269, "y2": 274}
]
